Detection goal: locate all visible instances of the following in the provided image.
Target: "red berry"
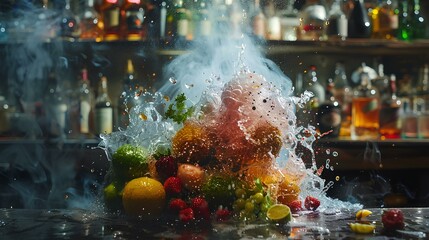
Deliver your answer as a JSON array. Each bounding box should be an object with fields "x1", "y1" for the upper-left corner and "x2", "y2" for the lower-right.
[
  {"x1": 215, "y1": 208, "x2": 231, "y2": 222},
  {"x1": 190, "y1": 197, "x2": 210, "y2": 220},
  {"x1": 288, "y1": 200, "x2": 303, "y2": 213},
  {"x1": 164, "y1": 177, "x2": 182, "y2": 196},
  {"x1": 179, "y1": 208, "x2": 194, "y2": 222},
  {"x1": 382, "y1": 209, "x2": 405, "y2": 230},
  {"x1": 169, "y1": 198, "x2": 187, "y2": 213},
  {"x1": 304, "y1": 196, "x2": 320, "y2": 211},
  {"x1": 156, "y1": 156, "x2": 178, "y2": 180}
]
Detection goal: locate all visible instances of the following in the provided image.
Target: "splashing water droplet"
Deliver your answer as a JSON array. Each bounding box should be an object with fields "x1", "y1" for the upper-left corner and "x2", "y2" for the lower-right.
[
  {"x1": 330, "y1": 166, "x2": 334, "y2": 171},
  {"x1": 335, "y1": 176, "x2": 340, "y2": 181},
  {"x1": 332, "y1": 151, "x2": 338, "y2": 157},
  {"x1": 185, "y1": 83, "x2": 194, "y2": 89},
  {"x1": 169, "y1": 77, "x2": 177, "y2": 84},
  {"x1": 140, "y1": 113, "x2": 148, "y2": 121},
  {"x1": 325, "y1": 149, "x2": 330, "y2": 155}
]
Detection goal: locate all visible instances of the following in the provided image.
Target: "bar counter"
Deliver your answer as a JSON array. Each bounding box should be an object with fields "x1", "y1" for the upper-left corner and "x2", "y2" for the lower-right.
[{"x1": 1, "y1": 208, "x2": 427, "y2": 239}]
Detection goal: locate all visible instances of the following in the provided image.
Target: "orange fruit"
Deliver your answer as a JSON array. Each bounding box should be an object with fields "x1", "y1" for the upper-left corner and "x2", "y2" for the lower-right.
[
  {"x1": 122, "y1": 177, "x2": 166, "y2": 217},
  {"x1": 277, "y1": 176, "x2": 300, "y2": 205}
]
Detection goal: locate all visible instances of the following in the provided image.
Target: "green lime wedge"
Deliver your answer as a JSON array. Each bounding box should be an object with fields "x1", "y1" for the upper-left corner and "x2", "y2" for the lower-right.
[{"x1": 267, "y1": 204, "x2": 292, "y2": 222}]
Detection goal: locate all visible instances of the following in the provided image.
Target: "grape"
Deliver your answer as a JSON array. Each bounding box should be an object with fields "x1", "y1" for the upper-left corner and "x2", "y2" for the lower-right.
[
  {"x1": 235, "y1": 198, "x2": 246, "y2": 209},
  {"x1": 253, "y1": 192, "x2": 264, "y2": 204},
  {"x1": 245, "y1": 201, "x2": 255, "y2": 213},
  {"x1": 235, "y1": 188, "x2": 247, "y2": 199}
]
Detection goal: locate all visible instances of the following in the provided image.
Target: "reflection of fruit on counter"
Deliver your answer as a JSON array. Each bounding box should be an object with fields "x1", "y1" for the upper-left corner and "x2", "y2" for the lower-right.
[
  {"x1": 112, "y1": 144, "x2": 150, "y2": 181},
  {"x1": 122, "y1": 177, "x2": 166, "y2": 217}
]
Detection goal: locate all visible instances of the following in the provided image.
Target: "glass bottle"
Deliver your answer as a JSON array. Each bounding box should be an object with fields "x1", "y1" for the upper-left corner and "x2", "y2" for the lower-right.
[
  {"x1": 326, "y1": 0, "x2": 348, "y2": 40},
  {"x1": 0, "y1": 13, "x2": 8, "y2": 43},
  {"x1": 121, "y1": 0, "x2": 147, "y2": 41},
  {"x1": 46, "y1": 72, "x2": 68, "y2": 137},
  {"x1": 174, "y1": 0, "x2": 190, "y2": 46},
  {"x1": 317, "y1": 81, "x2": 342, "y2": 138},
  {"x1": 369, "y1": 0, "x2": 398, "y2": 39},
  {"x1": 265, "y1": 0, "x2": 281, "y2": 40},
  {"x1": 280, "y1": 0, "x2": 300, "y2": 41},
  {"x1": 351, "y1": 70, "x2": 380, "y2": 140},
  {"x1": 411, "y1": 0, "x2": 426, "y2": 39},
  {"x1": 194, "y1": 0, "x2": 211, "y2": 40},
  {"x1": 397, "y1": 0, "x2": 412, "y2": 40},
  {"x1": 117, "y1": 59, "x2": 139, "y2": 129},
  {"x1": 79, "y1": 0, "x2": 104, "y2": 41},
  {"x1": 401, "y1": 98, "x2": 418, "y2": 138},
  {"x1": 100, "y1": 0, "x2": 121, "y2": 41},
  {"x1": 348, "y1": 0, "x2": 372, "y2": 38},
  {"x1": 298, "y1": 0, "x2": 327, "y2": 41},
  {"x1": 78, "y1": 68, "x2": 94, "y2": 136},
  {"x1": 95, "y1": 76, "x2": 113, "y2": 135},
  {"x1": 332, "y1": 62, "x2": 352, "y2": 137},
  {"x1": 372, "y1": 63, "x2": 389, "y2": 96},
  {"x1": 379, "y1": 74, "x2": 402, "y2": 139},
  {"x1": 251, "y1": 0, "x2": 267, "y2": 41},
  {"x1": 59, "y1": 0, "x2": 80, "y2": 40}
]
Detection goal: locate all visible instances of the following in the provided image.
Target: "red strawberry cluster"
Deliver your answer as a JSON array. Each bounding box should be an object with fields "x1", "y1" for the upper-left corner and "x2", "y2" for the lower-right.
[
  {"x1": 164, "y1": 177, "x2": 182, "y2": 196},
  {"x1": 287, "y1": 200, "x2": 303, "y2": 213},
  {"x1": 382, "y1": 209, "x2": 405, "y2": 231},
  {"x1": 168, "y1": 196, "x2": 222, "y2": 223}
]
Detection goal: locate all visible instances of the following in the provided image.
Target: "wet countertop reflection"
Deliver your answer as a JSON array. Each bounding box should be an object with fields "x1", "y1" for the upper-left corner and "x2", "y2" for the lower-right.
[{"x1": 0, "y1": 208, "x2": 428, "y2": 239}]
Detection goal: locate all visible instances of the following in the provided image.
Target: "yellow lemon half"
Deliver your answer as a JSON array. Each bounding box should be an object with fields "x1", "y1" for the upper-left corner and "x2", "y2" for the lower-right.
[{"x1": 349, "y1": 223, "x2": 376, "y2": 234}]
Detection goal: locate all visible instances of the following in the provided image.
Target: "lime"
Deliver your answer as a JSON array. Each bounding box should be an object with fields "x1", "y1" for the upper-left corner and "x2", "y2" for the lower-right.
[
  {"x1": 201, "y1": 175, "x2": 236, "y2": 209},
  {"x1": 122, "y1": 177, "x2": 166, "y2": 217},
  {"x1": 103, "y1": 182, "x2": 123, "y2": 211},
  {"x1": 267, "y1": 204, "x2": 292, "y2": 222},
  {"x1": 349, "y1": 223, "x2": 376, "y2": 234},
  {"x1": 112, "y1": 144, "x2": 149, "y2": 180}
]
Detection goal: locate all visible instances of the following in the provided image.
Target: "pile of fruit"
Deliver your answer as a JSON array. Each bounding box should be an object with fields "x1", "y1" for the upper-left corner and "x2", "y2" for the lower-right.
[{"x1": 102, "y1": 72, "x2": 320, "y2": 224}]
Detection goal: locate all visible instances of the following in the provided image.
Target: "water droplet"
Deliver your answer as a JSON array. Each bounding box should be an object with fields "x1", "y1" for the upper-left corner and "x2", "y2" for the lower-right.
[
  {"x1": 185, "y1": 83, "x2": 194, "y2": 89},
  {"x1": 335, "y1": 176, "x2": 340, "y2": 181},
  {"x1": 326, "y1": 149, "x2": 331, "y2": 155},
  {"x1": 90, "y1": 169, "x2": 95, "y2": 173},
  {"x1": 330, "y1": 166, "x2": 334, "y2": 171},
  {"x1": 332, "y1": 151, "x2": 338, "y2": 157},
  {"x1": 169, "y1": 77, "x2": 177, "y2": 84}
]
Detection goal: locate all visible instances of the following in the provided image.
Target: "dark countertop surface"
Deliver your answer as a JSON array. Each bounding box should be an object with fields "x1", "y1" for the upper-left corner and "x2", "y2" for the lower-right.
[{"x1": 1, "y1": 208, "x2": 428, "y2": 239}]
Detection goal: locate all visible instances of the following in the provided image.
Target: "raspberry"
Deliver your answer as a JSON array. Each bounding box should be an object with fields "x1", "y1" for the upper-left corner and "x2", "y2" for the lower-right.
[
  {"x1": 382, "y1": 209, "x2": 405, "y2": 230},
  {"x1": 190, "y1": 197, "x2": 210, "y2": 220},
  {"x1": 168, "y1": 198, "x2": 187, "y2": 213},
  {"x1": 304, "y1": 196, "x2": 320, "y2": 211},
  {"x1": 179, "y1": 208, "x2": 194, "y2": 222},
  {"x1": 164, "y1": 177, "x2": 182, "y2": 196},
  {"x1": 287, "y1": 200, "x2": 303, "y2": 213},
  {"x1": 156, "y1": 156, "x2": 178, "y2": 180},
  {"x1": 215, "y1": 208, "x2": 231, "y2": 222}
]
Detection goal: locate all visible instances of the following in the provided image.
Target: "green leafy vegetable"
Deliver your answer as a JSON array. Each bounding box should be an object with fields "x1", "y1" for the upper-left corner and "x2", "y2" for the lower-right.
[{"x1": 165, "y1": 93, "x2": 194, "y2": 124}]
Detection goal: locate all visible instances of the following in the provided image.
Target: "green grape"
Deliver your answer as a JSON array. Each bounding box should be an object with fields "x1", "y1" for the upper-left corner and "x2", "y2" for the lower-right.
[
  {"x1": 244, "y1": 201, "x2": 255, "y2": 213},
  {"x1": 235, "y1": 188, "x2": 246, "y2": 199},
  {"x1": 235, "y1": 198, "x2": 246, "y2": 209},
  {"x1": 253, "y1": 192, "x2": 264, "y2": 204}
]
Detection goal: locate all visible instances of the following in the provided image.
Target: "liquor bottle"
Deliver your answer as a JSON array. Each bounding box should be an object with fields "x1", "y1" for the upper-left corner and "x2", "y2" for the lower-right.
[
  {"x1": 317, "y1": 82, "x2": 342, "y2": 138},
  {"x1": 121, "y1": 0, "x2": 147, "y2": 41},
  {"x1": 411, "y1": 0, "x2": 426, "y2": 39},
  {"x1": 59, "y1": 0, "x2": 80, "y2": 40},
  {"x1": 45, "y1": 72, "x2": 68, "y2": 137},
  {"x1": 298, "y1": 0, "x2": 327, "y2": 41},
  {"x1": 193, "y1": 0, "x2": 211, "y2": 40},
  {"x1": 331, "y1": 62, "x2": 352, "y2": 137},
  {"x1": 372, "y1": 63, "x2": 389, "y2": 96},
  {"x1": 281, "y1": 0, "x2": 300, "y2": 41},
  {"x1": 351, "y1": 70, "x2": 380, "y2": 140},
  {"x1": 379, "y1": 74, "x2": 402, "y2": 139},
  {"x1": 0, "y1": 13, "x2": 8, "y2": 43},
  {"x1": 79, "y1": 0, "x2": 104, "y2": 41},
  {"x1": 117, "y1": 59, "x2": 139, "y2": 129},
  {"x1": 78, "y1": 68, "x2": 94, "y2": 135},
  {"x1": 251, "y1": 0, "x2": 267, "y2": 41},
  {"x1": 326, "y1": 0, "x2": 348, "y2": 40},
  {"x1": 172, "y1": 0, "x2": 190, "y2": 46},
  {"x1": 369, "y1": 0, "x2": 398, "y2": 39},
  {"x1": 160, "y1": 1, "x2": 167, "y2": 39},
  {"x1": 417, "y1": 63, "x2": 429, "y2": 94},
  {"x1": 348, "y1": 0, "x2": 372, "y2": 38},
  {"x1": 401, "y1": 98, "x2": 418, "y2": 138},
  {"x1": 297, "y1": 65, "x2": 326, "y2": 127},
  {"x1": 397, "y1": 0, "x2": 412, "y2": 40},
  {"x1": 100, "y1": 0, "x2": 121, "y2": 41},
  {"x1": 265, "y1": 0, "x2": 281, "y2": 40},
  {"x1": 95, "y1": 76, "x2": 113, "y2": 135}
]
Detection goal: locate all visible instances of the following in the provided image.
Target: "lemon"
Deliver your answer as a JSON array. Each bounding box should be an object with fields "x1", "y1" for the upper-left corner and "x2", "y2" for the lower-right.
[
  {"x1": 356, "y1": 209, "x2": 372, "y2": 220},
  {"x1": 349, "y1": 223, "x2": 376, "y2": 234},
  {"x1": 122, "y1": 177, "x2": 166, "y2": 217},
  {"x1": 267, "y1": 204, "x2": 292, "y2": 222}
]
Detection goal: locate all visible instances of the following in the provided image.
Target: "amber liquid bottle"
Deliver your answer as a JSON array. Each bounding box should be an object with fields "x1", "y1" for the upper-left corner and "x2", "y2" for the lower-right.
[
  {"x1": 100, "y1": 0, "x2": 121, "y2": 41},
  {"x1": 379, "y1": 74, "x2": 402, "y2": 139},
  {"x1": 351, "y1": 72, "x2": 380, "y2": 140},
  {"x1": 79, "y1": 0, "x2": 104, "y2": 41},
  {"x1": 121, "y1": 0, "x2": 147, "y2": 41}
]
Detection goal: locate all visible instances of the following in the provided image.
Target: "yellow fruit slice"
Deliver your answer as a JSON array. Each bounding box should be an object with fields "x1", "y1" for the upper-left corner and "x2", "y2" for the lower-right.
[
  {"x1": 267, "y1": 204, "x2": 292, "y2": 222},
  {"x1": 349, "y1": 223, "x2": 376, "y2": 234},
  {"x1": 356, "y1": 209, "x2": 372, "y2": 220}
]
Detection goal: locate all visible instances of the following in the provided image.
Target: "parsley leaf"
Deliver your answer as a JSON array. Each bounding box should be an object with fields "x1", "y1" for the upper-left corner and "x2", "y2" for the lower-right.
[{"x1": 165, "y1": 93, "x2": 195, "y2": 124}]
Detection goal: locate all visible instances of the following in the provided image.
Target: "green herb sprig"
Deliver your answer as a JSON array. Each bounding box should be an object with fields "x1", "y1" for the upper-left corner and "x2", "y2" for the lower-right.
[{"x1": 165, "y1": 93, "x2": 195, "y2": 124}]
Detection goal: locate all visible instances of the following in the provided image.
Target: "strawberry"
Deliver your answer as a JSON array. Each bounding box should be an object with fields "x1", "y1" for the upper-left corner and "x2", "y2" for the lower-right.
[
  {"x1": 164, "y1": 177, "x2": 182, "y2": 196},
  {"x1": 288, "y1": 200, "x2": 303, "y2": 213},
  {"x1": 156, "y1": 156, "x2": 178, "y2": 180},
  {"x1": 169, "y1": 198, "x2": 187, "y2": 213},
  {"x1": 190, "y1": 197, "x2": 210, "y2": 220},
  {"x1": 304, "y1": 196, "x2": 320, "y2": 211},
  {"x1": 382, "y1": 209, "x2": 405, "y2": 230},
  {"x1": 215, "y1": 208, "x2": 231, "y2": 222},
  {"x1": 179, "y1": 208, "x2": 194, "y2": 223}
]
